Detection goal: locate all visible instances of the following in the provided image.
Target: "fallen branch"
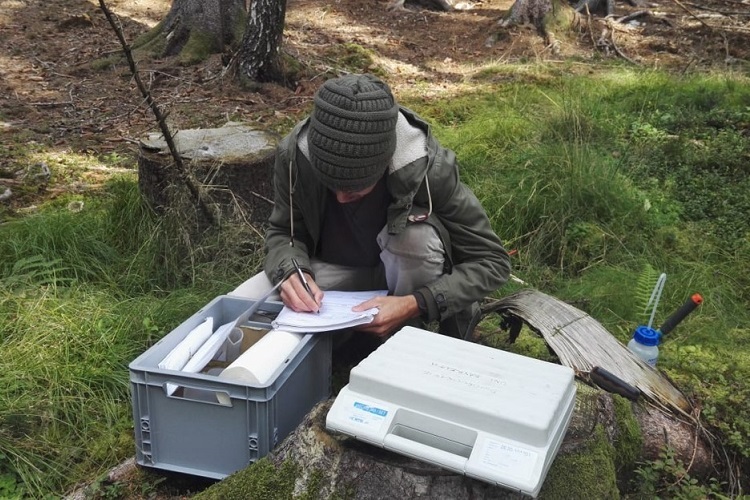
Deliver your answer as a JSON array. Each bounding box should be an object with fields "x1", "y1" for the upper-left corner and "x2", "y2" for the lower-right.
[
  {"x1": 686, "y1": 2, "x2": 750, "y2": 16},
  {"x1": 606, "y1": 19, "x2": 639, "y2": 64},
  {"x1": 98, "y1": 0, "x2": 217, "y2": 225},
  {"x1": 670, "y1": 0, "x2": 717, "y2": 29},
  {"x1": 617, "y1": 10, "x2": 652, "y2": 24}
]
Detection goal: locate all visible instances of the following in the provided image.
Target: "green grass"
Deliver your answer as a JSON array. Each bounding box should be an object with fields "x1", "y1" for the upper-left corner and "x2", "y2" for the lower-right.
[
  {"x1": 1, "y1": 68, "x2": 749, "y2": 497},
  {"x1": 404, "y1": 68, "x2": 750, "y2": 495},
  {"x1": 0, "y1": 176, "x2": 263, "y2": 497}
]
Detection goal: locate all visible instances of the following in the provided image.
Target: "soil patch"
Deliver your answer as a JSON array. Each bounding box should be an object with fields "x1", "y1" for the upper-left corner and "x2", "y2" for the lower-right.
[{"x1": 2, "y1": 0, "x2": 749, "y2": 215}]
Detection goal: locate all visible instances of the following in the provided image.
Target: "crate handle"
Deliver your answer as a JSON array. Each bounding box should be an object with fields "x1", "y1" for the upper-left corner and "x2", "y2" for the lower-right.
[{"x1": 162, "y1": 381, "x2": 233, "y2": 407}]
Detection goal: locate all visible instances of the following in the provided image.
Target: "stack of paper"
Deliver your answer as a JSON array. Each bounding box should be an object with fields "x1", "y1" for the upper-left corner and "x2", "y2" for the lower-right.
[{"x1": 271, "y1": 290, "x2": 388, "y2": 333}]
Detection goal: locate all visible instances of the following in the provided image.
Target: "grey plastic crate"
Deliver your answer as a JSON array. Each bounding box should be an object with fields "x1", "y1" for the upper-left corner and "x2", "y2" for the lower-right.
[{"x1": 129, "y1": 295, "x2": 332, "y2": 479}]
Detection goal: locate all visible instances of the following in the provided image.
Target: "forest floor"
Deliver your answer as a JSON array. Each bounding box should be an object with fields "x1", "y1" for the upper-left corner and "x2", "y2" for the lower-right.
[
  {"x1": 2, "y1": 0, "x2": 750, "y2": 214},
  {"x1": 2, "y1": 0, "x2": 750, "y2": 497}
]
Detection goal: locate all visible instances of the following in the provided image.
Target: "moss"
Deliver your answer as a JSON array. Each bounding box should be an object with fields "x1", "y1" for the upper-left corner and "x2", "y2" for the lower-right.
[
  {"x1": 324, "y1": 43, "x2": 386, "y2": 78},
  {"x1": 542, "y1": 0, "x2": 578, "y2": 35},
  {"x1": 281, "y1": 51, "x2": 305, "y2": 82},
  {"x1": 131, "y1": 20, "x2": 167, "y2": 58},
  {"x1": 539, "y1": 425, "x2": 620, "y2": 499},
  {"x1": 178, "y1": 29, "x2": 220, "y2": 66},
  {"x1": 194, "y1": 458, "x2": 355, "y2": 499},
  {"x1": 90, "y1": 54, "x2": 123, "y2": 71},
  {"x1": 89, "y1": 21, "x2": 167, "y2": 70},
  {"x1": 195, "y1": 458, "x2": 299, "y2": 499},
  {"x1": 230, "y1": 11, "x2": 247, "y2": 50},
  {"x1": 611, "y1": 396, "x2": 643, "y2": 471}
]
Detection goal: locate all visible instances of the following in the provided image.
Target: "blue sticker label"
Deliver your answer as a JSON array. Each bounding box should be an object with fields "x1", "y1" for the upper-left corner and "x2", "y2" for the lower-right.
[{"x1": 353, "y1": 401, "x2": 388, "y2": 417}]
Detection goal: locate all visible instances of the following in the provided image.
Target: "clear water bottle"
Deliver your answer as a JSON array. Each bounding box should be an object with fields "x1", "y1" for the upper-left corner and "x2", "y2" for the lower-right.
[{"x1": 628, "y1": 326, "x2": 660, "y2": 367}]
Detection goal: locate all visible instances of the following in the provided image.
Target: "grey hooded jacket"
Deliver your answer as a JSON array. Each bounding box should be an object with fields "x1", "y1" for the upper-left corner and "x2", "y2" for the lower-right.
[{"x1": 264, "y1": 106, "x2": 511, "y2": 323}]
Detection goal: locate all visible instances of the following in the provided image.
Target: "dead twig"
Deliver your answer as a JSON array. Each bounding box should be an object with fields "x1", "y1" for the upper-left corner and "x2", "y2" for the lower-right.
[
  {"x1": 98, "y1": 0, "x2": 217, "y2": 225},
  {"x1": 670, "y1": 0, "x2": 721, "y2": 30},
  {"x1": 610, "y1": 33, "x2": 637, "y2": 64},
  {"x1": 596, "y1": 19, "x2": 639, "y2": 65},
  {"x1": 583, "y1": 4, "x2": 597, "y2": 52},
  {"x1": 28, "y1": 100, "x2": 74, "y2": 107},
  {"x1": 249, "y1": 191, "x2": 274, "y2": 206}
]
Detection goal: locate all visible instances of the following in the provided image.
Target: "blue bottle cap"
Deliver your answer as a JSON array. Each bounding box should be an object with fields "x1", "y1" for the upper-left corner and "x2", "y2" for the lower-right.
[{"x1": 633, "y1": 326, "x2": 661, "y2": 346}]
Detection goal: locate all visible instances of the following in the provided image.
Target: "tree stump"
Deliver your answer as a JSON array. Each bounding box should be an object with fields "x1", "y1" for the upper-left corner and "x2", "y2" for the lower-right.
[
  {"x1": 137, "y1": 122, "x2": 278, "y2": 227},
  {"x1": 194, "y1": 292, "x2": 719, "y2": 499},
  {"x1": 199, "y1": 384, "x2": 714, "y2": 499}
]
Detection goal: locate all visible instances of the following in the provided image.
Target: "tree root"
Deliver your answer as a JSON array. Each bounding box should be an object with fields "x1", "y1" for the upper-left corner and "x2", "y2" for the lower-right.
[{"x1": 387, "y1": 0, "x2": 460, "y2": 12}]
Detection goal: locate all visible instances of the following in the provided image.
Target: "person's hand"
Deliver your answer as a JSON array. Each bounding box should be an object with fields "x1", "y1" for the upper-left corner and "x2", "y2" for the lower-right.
[
  {"x1": 280, "y1": 272, "x2": 323, "y2": 313},
  {"x1": 352, "y1": 295, "x2": 420, "y2": 338}
]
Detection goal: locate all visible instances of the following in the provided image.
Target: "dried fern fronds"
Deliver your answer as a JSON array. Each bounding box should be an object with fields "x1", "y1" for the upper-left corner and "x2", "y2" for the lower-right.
[{"x1": 482, "y1": 289, "x2": 693, "y2": 418}]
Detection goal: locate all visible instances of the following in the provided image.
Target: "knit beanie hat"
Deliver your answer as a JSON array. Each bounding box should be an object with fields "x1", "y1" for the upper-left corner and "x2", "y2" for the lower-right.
[{"x1": 308, "y1": 74, "x2": 399, "y2": 192}]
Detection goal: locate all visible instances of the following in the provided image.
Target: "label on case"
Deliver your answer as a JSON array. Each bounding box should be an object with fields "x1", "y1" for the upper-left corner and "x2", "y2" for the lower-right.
[{"x1": 347, "y1": 401, "x2": 389, "y2": 428}]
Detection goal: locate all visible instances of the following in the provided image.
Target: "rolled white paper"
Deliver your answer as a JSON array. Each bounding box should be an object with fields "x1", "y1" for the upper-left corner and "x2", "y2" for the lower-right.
[
  {"x1": 218, "y1": 329, "x2": 303, "y2": 386},
  {"x1": 158, "y1": 316, "x2": 214, "y2": 371},
  {"x1": 182, "y1": 322, "x2": 240, "y2": 373}
]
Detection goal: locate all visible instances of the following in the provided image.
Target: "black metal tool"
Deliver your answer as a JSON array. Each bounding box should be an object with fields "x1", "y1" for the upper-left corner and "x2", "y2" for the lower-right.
[
  {"x1": 590, "y1": 366, "x2": 641, "y2": 401},
  {"x1": 658, "y1": 293, "x2": 703, "y2": 336}
]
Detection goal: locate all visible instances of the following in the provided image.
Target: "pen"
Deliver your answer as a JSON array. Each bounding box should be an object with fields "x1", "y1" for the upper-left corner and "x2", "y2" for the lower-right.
[{"x1": 291, "y1": 258, "x2": 319, "y2": 313}]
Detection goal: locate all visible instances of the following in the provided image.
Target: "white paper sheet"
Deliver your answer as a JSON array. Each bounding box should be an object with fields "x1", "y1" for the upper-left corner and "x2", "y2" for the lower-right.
[{"x1": 271, "y1": 290, "x2": 388, "y2": 333}]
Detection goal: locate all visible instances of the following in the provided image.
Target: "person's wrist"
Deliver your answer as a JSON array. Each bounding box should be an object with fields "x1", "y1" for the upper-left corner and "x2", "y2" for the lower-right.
[{"x1": 412, "y1": 291, "x2": 428, "y2": 320}]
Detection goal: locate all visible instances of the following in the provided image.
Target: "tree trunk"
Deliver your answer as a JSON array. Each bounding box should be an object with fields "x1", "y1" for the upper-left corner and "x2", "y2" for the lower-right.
[
  {"x1": 574, "y1": 0, "x2": 614, "y2": 16},
  {"x1": 495, "y1": 0, "x2": 580, "y2": 50},
  {"x1": 132, "y1": 0, "x2": 245, "y2": 64},
  {"x1": 137, "y1": 122, "x2": 278, "y2": 227},
  {"x1": 502, "y1": 0, "x2": 555, "y2": 29},
  {"x1": 501, "y1": 0, "x2": 631, "y2": 27},
  {"x1": 238, "y1": 0, "x2": 287, "y2": 83}
]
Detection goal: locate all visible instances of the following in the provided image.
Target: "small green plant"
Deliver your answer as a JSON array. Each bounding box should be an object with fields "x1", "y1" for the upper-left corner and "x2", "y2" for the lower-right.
[
  {"x1": 142, "y1": 317, "x2": 162, "y2": 345},
  {"x1": 100, "y1": 151, "x2": 129, "y2": 167},
  {"x1": 86, "y1": 476, "x2": 127, "y2": 500},
  {"x1": 633, "y1": 264, "x2": 663, "y2": 326},
  {"x1": 2, "y1": 255, "x2": 73, "y2": 289},
  {"x1": 0, "y1": 465, "x2": 25, "y2": 500},
  {"x1": 138, "y1": 475, "x2": 167, "y2": 497},
  {"x1": 633, "y1": 446, "x2": 728, "y2": 499}
]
